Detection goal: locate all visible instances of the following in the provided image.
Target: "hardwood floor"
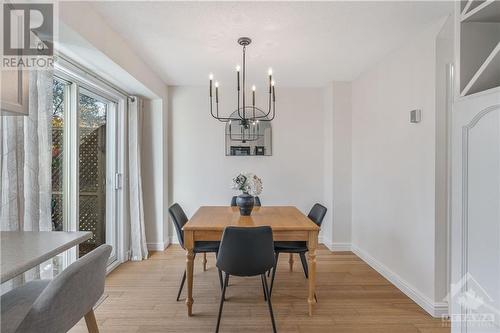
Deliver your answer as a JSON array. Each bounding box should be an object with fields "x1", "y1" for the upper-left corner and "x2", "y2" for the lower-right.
[{"x1": 69, "y1": 245, "x2": 449, "y2": 333}]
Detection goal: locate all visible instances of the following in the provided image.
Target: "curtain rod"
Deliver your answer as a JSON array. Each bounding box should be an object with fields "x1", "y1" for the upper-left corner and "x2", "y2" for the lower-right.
[{"x1": 56, "y1": 52, "x2": 135, "y2": 100}]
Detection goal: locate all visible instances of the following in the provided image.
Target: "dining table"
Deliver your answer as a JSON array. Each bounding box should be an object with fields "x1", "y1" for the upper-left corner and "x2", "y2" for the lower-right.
[
  {"x1": 0, "y1": 231, "x2": 92, "y2": 283},
  {"x1": 182, "y1": 206, "x2": 320, "y2": 316}
]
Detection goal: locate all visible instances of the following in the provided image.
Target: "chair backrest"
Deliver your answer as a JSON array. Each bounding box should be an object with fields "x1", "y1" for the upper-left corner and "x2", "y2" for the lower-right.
[
  {"x1": 231, "y1": 196, "x2": 261, "y2": 206},
  {"x1": 169, "y1": 203, "x2": 189, "y2": 248},
  {"x1": 216, "y1": 226, "x2": 275, "y2": 277},
  {"x1": 17, "y1": 245, "x2": 112, "y2": 333},
  {"x1": 308, "y1": 203, "x2": 327, "y2": 227}
]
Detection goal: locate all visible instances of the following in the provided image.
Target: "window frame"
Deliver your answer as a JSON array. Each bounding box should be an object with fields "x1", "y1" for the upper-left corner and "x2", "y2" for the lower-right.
[{"x1": 54, "y1": 57, "x2": 127, "y2": 273}]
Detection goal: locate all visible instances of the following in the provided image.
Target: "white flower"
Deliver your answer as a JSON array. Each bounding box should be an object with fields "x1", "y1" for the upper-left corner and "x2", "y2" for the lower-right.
[{"x1": 230, "y1": 172, "x2": 263, "y2": 196}]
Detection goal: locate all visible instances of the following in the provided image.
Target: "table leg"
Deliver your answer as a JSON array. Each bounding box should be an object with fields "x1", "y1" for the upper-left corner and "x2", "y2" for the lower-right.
[
  {"x1": 307, "y1": 230, "x2": 318, "y2": 316},
  {"x1": 185, "y1": 230, "x2": 195, "y2": 316},
  {"x1": 289, "y1": 253, "x2": 294, "y2": 272},
  {"x1": 202, "y1": 253, "x2": 207, "y2": 271}
]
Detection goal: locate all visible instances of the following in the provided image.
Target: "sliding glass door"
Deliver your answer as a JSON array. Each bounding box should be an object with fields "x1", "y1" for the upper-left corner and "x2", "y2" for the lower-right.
[
  {"x1": 51, "y1": 71, "x2": 121, "y2": 267},
  {"x1": 77, "y1": 89, "x2": 116, "y2": 260}
]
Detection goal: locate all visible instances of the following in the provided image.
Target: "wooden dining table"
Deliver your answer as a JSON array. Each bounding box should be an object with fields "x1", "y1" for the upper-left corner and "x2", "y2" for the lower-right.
[{"x1": 182, "y1": 206, "x2": 320, "y2": 316}]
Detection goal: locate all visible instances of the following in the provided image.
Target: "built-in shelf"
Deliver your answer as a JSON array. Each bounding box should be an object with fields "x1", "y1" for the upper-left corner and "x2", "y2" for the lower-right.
[
  {"x1": 459, "y1": 0, "x2": 500, "y2": 96},
  {"x1": 462, "y1": 0, "x2": 486, "y2": 16},
  {"x1": 461, "y1": 41, "x2": 500, "y2": 96},
  {"x1": 460, "y1": 22, "x2": 500, "y2": 92},
  {"x1": 462, "y1": 0, "x2": 500, "y2": 22}
]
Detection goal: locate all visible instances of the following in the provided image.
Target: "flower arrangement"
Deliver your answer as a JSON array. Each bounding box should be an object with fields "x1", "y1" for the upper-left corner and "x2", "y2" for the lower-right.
[{"x1": 231, "y1": 172, "x2": 263, "y2": 196}]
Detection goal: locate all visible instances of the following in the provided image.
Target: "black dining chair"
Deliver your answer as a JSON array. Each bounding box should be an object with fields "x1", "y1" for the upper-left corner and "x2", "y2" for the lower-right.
[
  {"x1": 216, "y1": 226, "x2": 277, "y2": 333},
  {"x1": 269, "y1": 203, "x2": 327, "y2": 296},
  {"x1": 231, "y1": 196, "x2": 262, "y2": 206},
  {"x1": 169, "y1": 203, "x2": 223, "y2": 301}
]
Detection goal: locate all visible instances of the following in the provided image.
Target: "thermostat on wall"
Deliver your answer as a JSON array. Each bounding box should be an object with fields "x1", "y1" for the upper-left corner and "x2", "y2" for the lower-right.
[{"x1": 410, "y1": 109, "x2": 422, "y2": 123}]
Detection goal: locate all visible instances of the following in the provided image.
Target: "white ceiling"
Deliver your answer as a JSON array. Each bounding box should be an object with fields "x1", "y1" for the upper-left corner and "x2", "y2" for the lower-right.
[{"x1": 91, "y1": 1, "x2": 452, "y2": 87}]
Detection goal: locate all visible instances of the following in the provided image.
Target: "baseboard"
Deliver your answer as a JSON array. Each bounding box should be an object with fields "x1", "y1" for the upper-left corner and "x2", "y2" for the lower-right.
[
  {"x1": 331, "y1": 242, "x2": 352, "y2": 251},
  {"x1": 146, "y1": 241, "x2": 169, "y2": 251},
  {"x1": 351, "y1": 244, "x2": 448, "y2": 318},
  {"x1": 319, "y1": 236, "x2": 351, "y2": 252}
]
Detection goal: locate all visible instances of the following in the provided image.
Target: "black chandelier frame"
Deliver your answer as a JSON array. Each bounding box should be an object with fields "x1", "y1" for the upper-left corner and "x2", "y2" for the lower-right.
[{"x1": 209, "y1": 37, "x2": 276, "y2": 125}]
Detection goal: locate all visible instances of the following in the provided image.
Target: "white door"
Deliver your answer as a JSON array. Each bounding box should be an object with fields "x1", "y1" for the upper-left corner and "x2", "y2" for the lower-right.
[{"x1": 451, "y1": 90, "x2": 500, "y2": 333}]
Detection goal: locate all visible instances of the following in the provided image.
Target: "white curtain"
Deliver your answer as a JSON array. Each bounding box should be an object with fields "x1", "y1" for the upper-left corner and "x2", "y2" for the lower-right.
[
  {"x1": 128, "y1": 97, "x2": 148, "y2": 261},
  {"x1": 0, "y1": 70, "x2": 52, "y2": 231},
  {"x1": 0, "y1": 70, "x2": 53, "y2": 289}
]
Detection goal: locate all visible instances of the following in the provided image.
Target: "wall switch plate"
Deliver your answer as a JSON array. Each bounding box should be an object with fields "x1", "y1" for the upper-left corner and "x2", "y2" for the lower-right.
[{"x1": 410, "y1": 109, "x2": 422, "y2": 123}]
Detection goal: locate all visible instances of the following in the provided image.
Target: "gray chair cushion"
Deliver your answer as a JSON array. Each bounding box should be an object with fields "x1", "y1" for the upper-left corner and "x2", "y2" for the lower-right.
[{"x1": 1, "y1": 280, "x2": 50, "y2": 333}]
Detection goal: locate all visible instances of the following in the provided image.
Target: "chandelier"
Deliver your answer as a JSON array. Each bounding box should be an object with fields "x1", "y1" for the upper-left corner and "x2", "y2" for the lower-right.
[{"x1": 209, "y1": 37, "x2": 276, "y2": 142}]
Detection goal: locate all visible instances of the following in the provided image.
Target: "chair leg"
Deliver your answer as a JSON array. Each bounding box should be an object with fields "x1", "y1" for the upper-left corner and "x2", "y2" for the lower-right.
[
  {"x1": 267, "y1": 251, "x2": 275, "y2": 277},
  {"x1": 262, "y1": 274, "x2": 277, "y2": 333},
  {"x1": 215, "y1": 251, "x2": 223, "y2": 290},
  {"x1": 289, "y1": 253, "x2": 294, "y2": 272},
  {"x1": 202, "y1": 253, "x2": 207, "y2": 271},
  {"x1": 215, "y1": 273, "x2": 230, "y2": 333},
  {"x1": 299, "y1": 252, "x2": 309, "y2": 279},
  {"x1": 261, "y1": 274, "x2": 267, "y2": 301},
  {"x1": 176, "y1": 270, "x2": 186, "y2": 301},
  {"x1": 218, "y1": 268, "x2": 223, "y2": 290},
  {"x1": 84, "y1": 309, "x2": 99, "y2": 333},
  {"x1": 270, "y1": 252, "x2": 279, "y2": 296}
]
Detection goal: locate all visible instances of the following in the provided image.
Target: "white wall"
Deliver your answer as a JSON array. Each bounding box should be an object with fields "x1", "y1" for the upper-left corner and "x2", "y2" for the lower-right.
[
  {"x1": 168, "y1": 86, "x2": 325, "y2": 242},
  {"x1": 322, "y1": 82, "x2": 352, "y2": 250},
  {"x1": 142, "y1": 99, "x2": 168, "y2": 249},
  {"x1": 351, "y1": 18, "x2": 449, "y2": 316},
  {"x1": 434, "y1": 15, "x2": 454, "y2": 303},
  {"x1": 59, "y1": 2, "x2": 166, "y2": 99},
  {"x1": 59, "y1": 2, "x2": 170, "y2": 252},
  {"x1": 332, "y1": 83, "x2": 352, "y2": 248}
]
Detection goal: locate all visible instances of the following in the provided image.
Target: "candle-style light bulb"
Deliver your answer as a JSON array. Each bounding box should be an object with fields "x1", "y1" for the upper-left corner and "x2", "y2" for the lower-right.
[
  {"x1": 209, "y1": 73, "x2": 213, "y2": 97},
  {"x1": 215, "y1": 81, "x2": 219, "y2": 103},
  {"x1": 268, "y1": 68, "x2": 273, "y2": 93},
  {"x1": 252, "y1": 85, "x2": 256, "y2": 106},
  {"x1": 237, "y1": 66, "x2": 240, "y2": 91}
]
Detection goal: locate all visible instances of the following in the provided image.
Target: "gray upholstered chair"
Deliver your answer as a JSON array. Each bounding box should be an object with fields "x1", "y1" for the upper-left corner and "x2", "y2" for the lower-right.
[{"x1": 1, "y1": 244, "x2": 112, "y2": 333}]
